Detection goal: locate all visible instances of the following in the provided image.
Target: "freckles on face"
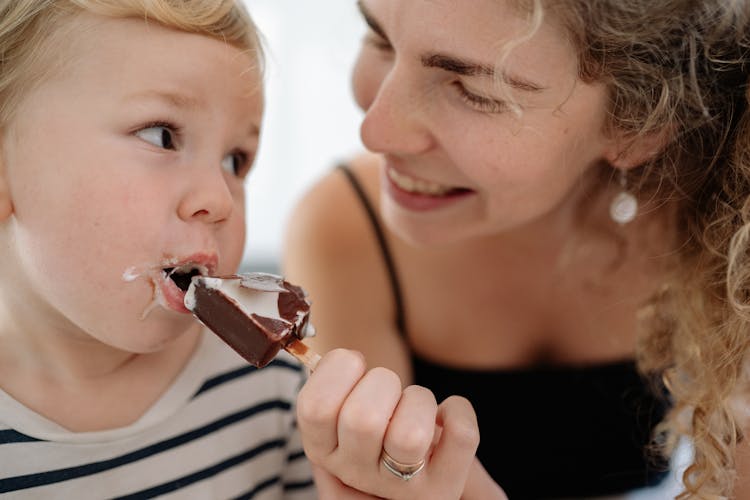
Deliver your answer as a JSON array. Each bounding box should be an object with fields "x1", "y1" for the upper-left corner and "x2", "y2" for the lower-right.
[{"x1": 354, "y1": 0, "x2": 614, "y2": 243}]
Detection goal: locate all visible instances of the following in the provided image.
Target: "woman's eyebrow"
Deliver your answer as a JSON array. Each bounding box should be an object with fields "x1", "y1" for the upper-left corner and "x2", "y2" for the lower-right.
[
  {"x1": 421, "y1": 53, "x2": 546, "y2": 92},
  {"x1": 357, "y1": 1, "x2": 545, "y2": 93},
  {"x1": 357, "y1": 0, "x2": 387, "y2": 40}
]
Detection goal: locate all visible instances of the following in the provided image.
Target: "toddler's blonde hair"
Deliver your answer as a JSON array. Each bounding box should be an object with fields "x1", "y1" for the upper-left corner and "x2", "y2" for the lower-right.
[{"x1": 0, "y1": 0, "x2": 263, "y2": 126}]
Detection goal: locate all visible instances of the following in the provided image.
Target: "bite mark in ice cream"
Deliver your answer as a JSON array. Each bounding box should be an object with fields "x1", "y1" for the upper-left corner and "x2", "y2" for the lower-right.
[{"x1": 183, "y1": 273, "x2": 320, "y2": 369}]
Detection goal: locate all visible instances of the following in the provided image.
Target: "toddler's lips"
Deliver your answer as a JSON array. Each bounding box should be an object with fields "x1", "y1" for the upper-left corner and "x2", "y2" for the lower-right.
[
  {"x1": 164, "y1": 266, "x2": 204, "y2": 292},
  {"x1": 156, "y1": 263, "x2": 211, "y2": 314},
  {"x1": 134, "y1": 257, "x2": 216, "y2": 320},
  {"x1": 158, "y1": 274, "x2": 191, "y2": 314}
]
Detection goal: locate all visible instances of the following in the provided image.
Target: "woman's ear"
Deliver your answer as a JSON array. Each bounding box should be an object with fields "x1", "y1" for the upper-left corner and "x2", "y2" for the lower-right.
[
  {"x1": 604, "y1": 128, "x2": 671, "y2": 170},
  {"x1": 0, "y1": 147, "x2": 14, "y2": 222}
]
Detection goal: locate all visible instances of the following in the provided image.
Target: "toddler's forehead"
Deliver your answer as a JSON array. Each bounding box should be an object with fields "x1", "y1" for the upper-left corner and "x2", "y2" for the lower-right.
[
  {"x1": 0, "y1": 0, "x2": 263, "y2": 125},
  {"x1": 23, "y1": 11, "x2": 261, "y2": 84}
]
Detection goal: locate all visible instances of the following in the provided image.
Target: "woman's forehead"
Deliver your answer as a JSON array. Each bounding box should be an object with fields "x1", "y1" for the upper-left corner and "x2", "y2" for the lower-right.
[{"x1": 363, "y1": 0, "x2": 578, "y2": 86}]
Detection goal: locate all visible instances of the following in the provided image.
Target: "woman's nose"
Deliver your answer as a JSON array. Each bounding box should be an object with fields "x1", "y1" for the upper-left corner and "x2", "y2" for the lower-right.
[{"x1": 358, "y1": 66, "x2": 434, "y2": 156}]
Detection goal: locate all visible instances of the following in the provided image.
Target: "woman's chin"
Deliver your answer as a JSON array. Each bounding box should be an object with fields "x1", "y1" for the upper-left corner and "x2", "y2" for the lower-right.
[{"x1": 381, "y1": 201, "x2": 484, "y2": 247}]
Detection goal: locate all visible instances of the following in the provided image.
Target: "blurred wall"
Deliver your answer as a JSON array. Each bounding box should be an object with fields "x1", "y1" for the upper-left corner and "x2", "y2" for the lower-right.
[{"x1": 241, "y1": 0, "x2": 366, "y2": 272}]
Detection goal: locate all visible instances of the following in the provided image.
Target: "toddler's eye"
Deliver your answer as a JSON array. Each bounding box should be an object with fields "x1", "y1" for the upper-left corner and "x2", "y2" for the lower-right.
[
  {"x1": 136, "y1": 125, "x2": 176, "y2": 150},
  {"x1": 221, "y1": 151, "x2": 249, "y2": 177}
]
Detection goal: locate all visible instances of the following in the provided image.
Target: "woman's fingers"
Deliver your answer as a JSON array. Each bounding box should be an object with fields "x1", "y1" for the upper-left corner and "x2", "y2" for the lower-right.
[
  {"x1": 297, "y1": 349, "x2": 367, "y2": 461},
  {"x1": 337, "y1": 366, "x2": 403, "y2": 468},
  {"x1": 381, "y1": 384, "x2": 438, "y2": 471},
  {"x1": 312, "y1": 465, "x2": 383, "y2": 500},
  {"x1": 427, "y1": 396, "x2": 481, "y2": 497},
  {"x1": 298, "y1": 351, "x2": 488, "y2": 500},
  {"x1": 462, "y1": 457, "x2": 509, "y2": 500}
]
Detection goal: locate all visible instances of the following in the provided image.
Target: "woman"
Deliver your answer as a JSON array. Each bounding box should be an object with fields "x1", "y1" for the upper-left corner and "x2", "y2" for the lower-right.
[{"x1": 285, "y1": 0, "x2": 749, "y2": 497}]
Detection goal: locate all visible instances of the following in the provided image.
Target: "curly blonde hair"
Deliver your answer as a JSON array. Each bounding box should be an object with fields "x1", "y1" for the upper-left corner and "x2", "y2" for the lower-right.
[
  {"x1": 558, "y1": 1, "x2": 750, "y2": 497},
  {"x1": 642, "y1": 70, "x2": 750, "y2": 499},
  {"x1": 520, "y1": 1, "x2": 750, "y2": 497},
  {"x1": 640, "y1": 94, "x2": 750, "y2": 499},
  {"x1": 0, "y1": 0, "x2": 263, "y2": 126}
]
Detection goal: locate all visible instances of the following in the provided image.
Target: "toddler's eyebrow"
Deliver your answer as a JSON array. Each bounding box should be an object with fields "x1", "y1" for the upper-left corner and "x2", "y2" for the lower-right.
[{"x1": 124, "y1": 90, "x2": 202, "y2": 110}]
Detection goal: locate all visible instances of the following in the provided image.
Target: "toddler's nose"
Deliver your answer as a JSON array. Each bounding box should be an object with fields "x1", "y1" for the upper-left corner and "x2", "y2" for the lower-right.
[{"x1": 177, "y1": 166, "x2": 235, "y2": 224}]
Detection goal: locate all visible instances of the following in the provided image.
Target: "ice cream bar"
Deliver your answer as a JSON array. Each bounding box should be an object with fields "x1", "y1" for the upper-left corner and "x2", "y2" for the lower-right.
[{"x1": 184, "y1": 272, "x2": 320, "y2": 369}]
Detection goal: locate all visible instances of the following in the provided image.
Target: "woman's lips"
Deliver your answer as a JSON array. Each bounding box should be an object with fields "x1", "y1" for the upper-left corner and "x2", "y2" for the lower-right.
[{"x1": 384, "y1": 166, "x2": 474, "y2": 211}]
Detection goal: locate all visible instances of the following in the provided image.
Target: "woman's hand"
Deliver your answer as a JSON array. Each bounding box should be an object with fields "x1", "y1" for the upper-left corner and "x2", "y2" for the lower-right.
[
  {"x1": 297, "y1": 348, "x2": 506, "y2": 500},
  {"x1": 463, "y1": 458, "x2": 509, "y2": 500}
]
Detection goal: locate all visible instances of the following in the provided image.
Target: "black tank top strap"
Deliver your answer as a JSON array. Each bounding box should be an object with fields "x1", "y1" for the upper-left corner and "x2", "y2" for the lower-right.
[{"x1": 336, "y1": 164, "x2": 407, "y2": 336}]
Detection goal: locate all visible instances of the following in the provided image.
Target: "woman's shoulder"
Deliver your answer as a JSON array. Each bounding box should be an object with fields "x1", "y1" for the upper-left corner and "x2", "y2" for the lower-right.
[
  {"x1": 284, "y1": 152, "x2": 383, "y2": 262},
  {"x1": 298, "y1": 152, "x2": 381, "y2": 215}
]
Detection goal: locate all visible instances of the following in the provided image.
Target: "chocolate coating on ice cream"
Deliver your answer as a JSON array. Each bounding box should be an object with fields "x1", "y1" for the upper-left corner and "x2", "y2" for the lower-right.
[{"x1": 185, "y1": 273, "x2": 314, "y2": 368}]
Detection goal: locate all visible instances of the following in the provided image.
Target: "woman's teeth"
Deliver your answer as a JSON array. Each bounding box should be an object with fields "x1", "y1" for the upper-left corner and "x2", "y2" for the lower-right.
[{"x1": 387, "y1": 168, "x2": 453, "y2": 196}]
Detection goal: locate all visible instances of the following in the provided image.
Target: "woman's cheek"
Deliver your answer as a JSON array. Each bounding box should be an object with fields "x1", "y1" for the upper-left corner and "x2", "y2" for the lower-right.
[{"x1": 352, "y1": 49, "x2": 388, "y2": 112}]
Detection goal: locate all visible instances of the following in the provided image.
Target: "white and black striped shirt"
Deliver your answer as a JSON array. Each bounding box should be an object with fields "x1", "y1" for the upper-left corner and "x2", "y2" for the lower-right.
[{"x1": 0, "y1": 332, "x2": 316, "y2": 499}]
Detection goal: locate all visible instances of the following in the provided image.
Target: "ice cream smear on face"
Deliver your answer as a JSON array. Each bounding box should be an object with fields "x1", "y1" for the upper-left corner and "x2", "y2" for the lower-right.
[
  {"x1": 121, "y1": 264, "x2": 164, "y2": 319},
  {"x1": 122, "y1": 266, "x2": 141, "y2": 282},
  {"x1": 122, "y1": 262, "x2": 206, "y2": 319},
  {"x1": 182, "y1": 273, "x2": 320, "y2": 369}
]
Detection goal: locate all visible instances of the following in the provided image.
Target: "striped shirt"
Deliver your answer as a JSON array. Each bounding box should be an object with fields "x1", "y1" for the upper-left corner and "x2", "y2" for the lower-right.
[{"x1": 0, "y1": 332, "x2": 316, "y2": 499}]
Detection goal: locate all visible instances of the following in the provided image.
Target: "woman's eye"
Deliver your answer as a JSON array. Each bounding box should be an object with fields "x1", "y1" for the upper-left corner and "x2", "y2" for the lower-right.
[
  {"x1": 135, "y1": 124, "x2": 176, "y2": 150},
  {"x1": 221, "y1": 151, "x2": 249, "y2": 177},
  {"x1": 364, "y1": 32, "x2": 392, "y2": 52},
  {"x1": 453, "y1": 82, "x2": 507, "y2": 114}
]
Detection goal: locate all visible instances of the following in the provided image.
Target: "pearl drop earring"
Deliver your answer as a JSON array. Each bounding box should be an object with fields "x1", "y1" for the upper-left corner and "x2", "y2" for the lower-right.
[{"x1": 609, "y1": 169, "x2": 638, "y2": 225}]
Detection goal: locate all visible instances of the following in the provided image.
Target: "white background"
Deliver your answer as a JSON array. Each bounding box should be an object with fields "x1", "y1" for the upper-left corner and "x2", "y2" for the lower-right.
[{"x1": 241, "y1": 0, "x2": 366, "y2": 271}]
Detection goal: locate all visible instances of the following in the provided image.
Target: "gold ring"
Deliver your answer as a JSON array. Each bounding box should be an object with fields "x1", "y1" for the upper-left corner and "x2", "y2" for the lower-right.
[{"x1": 380, "y1": 449, "x2": 426, "y2": 481}]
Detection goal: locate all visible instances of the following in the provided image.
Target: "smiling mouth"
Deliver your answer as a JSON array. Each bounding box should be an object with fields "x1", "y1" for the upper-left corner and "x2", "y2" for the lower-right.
[
  {"x1": 164, "y1": 265, "x2": 205, "y2": 292},
  {"x1": 387, "y1": 167, "x2": 471, "y2": 197}
]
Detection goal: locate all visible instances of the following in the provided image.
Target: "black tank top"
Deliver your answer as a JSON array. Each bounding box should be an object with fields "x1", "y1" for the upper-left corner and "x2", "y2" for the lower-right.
[{"x1": 338, "y1": 165, "x2": 669, "y2": 499}]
